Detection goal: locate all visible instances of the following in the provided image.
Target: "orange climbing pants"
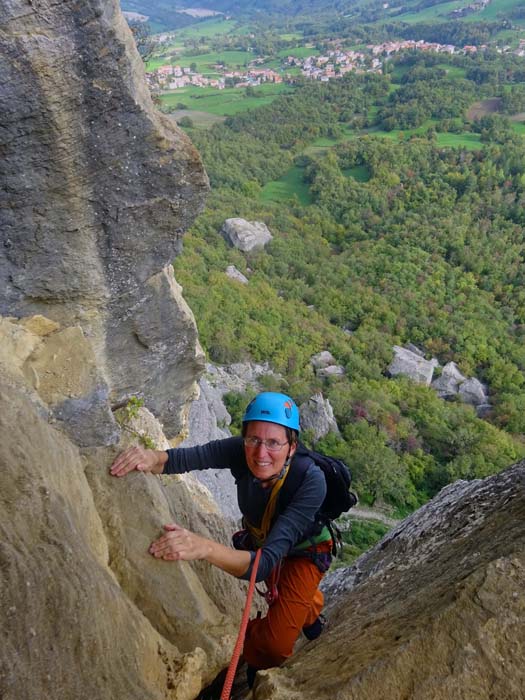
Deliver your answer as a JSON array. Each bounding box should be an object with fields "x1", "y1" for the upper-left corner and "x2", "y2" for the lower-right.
[{"x1": 242, "y1": 541, "x2": 332, "y2": 670}]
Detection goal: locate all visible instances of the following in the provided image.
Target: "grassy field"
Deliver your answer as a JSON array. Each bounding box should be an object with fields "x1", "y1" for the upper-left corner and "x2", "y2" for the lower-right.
[
  {"x1": 511, "y1": 121, "x2": 525, "y2": 135},
  {"x1": 148, "y1": 49, "x2": 252, "y2": 74},
  {"x1": 464, "y1": 0, "x2": 523, "y2": 21},
  {"x1": 343, "y1": 164, "x2": 371, "y2": 182},
  {"x1": 390, "y1": 0, "x2": 464, "y2": 24},
  {"x1": 260, "y1": 166, "x2": 313, "y2": 206},
  {"x1": 173, "y1": 18, "x2": 239, "y2": 40},
  {"x1": 436, "y1": 64, "x2": 467, "y2": 78},
  {"x1": 169, "y1": 109, "x2": 226, "y2": 129},
  {"x1": 160, "y1": 83, "x2": 295, "y2": 117},
  {"x1": 277, "y1": 46, "x2": 320, "y2": 59},
  {"x1": 371, "y1": 123, "x2": 484, "y2": 149}
]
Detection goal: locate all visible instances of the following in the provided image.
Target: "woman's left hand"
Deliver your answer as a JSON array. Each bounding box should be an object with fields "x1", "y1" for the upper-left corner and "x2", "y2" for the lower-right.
[{"x1": 149, "y1": 523, "x2": 211, "y2": 562}]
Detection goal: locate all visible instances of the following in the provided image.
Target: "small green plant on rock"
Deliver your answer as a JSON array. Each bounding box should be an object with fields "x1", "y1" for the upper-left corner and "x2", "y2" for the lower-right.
[{"x1": 115, "y1": 396, "x2": 157, "y2": 450}]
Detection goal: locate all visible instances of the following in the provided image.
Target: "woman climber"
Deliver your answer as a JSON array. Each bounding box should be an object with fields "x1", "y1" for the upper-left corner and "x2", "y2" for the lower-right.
[{"x1": 110, "y1": 391, "x2": 331, "y2": 687}]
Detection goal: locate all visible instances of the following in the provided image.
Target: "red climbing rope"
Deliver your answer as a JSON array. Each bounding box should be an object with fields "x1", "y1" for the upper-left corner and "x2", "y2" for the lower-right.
[{"x1": 220, "y1": 548, "x2": 262, "y2": 700}]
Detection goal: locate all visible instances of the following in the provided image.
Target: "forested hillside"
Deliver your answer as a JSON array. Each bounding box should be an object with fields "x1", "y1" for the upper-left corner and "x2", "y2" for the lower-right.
[{"x1": 172, "y1": 50, "x2": 525, "y2": 512}]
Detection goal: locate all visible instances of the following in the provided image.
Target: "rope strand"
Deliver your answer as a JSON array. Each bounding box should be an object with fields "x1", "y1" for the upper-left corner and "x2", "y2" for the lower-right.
[{"x1": 220, "y1": 548, "x2": 262, "y2": 700}]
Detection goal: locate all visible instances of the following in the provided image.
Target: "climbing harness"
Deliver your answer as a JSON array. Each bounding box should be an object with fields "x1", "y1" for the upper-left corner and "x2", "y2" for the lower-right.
[{"x1": 220, "y1": 548, "x2": 262, "y2": 700}]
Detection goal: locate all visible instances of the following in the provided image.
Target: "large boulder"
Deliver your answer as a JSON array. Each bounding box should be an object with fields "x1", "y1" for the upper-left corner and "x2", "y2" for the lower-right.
[
  {"x1": 221, "y1": 218, "x2": 273, "y2": 252},
  {"x1": 431, "y1": 361, "x2": 467, "y2": 399},
  {"x1": 205, "y1": 361, "x2": 281, "y2": 394},
  {"x1": 300, "y1": 393, "x2": 340, "y2": 442},
  {"x1": 311, "y1": 351, "x2": 336, "y2": 369},
  {"x1": 0, "y1": 0, "x2": 209, "y2": 438},
  {"x1": 311, "y1": 351, "x2": 345, "y2": 378},
  {"x1": 226, "y1": 265, "x2": 249, "y2": 284},
  {"x1": 458, "y1": 377, "x2": 489, "y2": 406},
  {"x1": 255, "y1": 463, "x2": 525, "y2": 699},
  {"x1": 388, "y1": 345, "x2": 439, "y2": 385}
]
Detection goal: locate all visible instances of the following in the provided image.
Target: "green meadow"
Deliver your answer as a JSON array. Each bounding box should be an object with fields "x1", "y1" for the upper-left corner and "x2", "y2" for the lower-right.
[
  {"x1": 260, "y1": 165, "x2": 313, "y2": 205},
  {"x1": 511, "y1": 121, "x2": 525, "y2": 135},
  {"x1": 173, "y1": 18, "x2": 239, "y2": 40},
  {"x1": 391, "y1": 0, "x2": 464, "y2": 24},
  {"x1": 436, "y1": 64, "x2": 467, "y2": 79},
  {"x1": 343, "y1": 164, "x2": 371, "y2": 182},
  {"x1": 464, "y1": 0, "x2": 524, "y2": 21},
  {"x1": 160, "y1": 83, "x2": 294, "y2": 117},
  {"x1": 148, "y1": 50, "x2": 251, "y2": 74},
  {"x1": 277, "y1": 46, "x2": 320, "y2": 59}
]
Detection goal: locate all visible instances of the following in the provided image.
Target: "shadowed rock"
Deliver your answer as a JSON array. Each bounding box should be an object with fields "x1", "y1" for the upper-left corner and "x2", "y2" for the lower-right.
[{"x1": 0, "y1": 0, "x2": 209, "y2": 438}]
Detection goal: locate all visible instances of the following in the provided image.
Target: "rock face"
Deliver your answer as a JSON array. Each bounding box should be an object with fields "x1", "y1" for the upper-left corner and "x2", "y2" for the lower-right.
[
  {"x1": 299, "y1": 393, "x2": 339, "y2": 442},
  {"x1": 226, "y1": 265, "x2": 249, "y2": 284},
  {"x1": 431, "y1": 360, "x2": 466, "y2": 398},
  {"x1": 221, "y1": 218, "x2": 273, "y2": 252},
  {"x1": 311, "y1": 351, "x2": 345, "y2": 378},
  {"x1": 0, "y1": 0, "x2": 209, "y2": 438},
  {"x1": 255, "y1": 463, "x2": 525, "y2": 700},
  {"x1": 388, "y1": 345, "x2": 439, "y2": 385},
  {"x1": 0, "y1": 362, "x2": 250, "y2": 700},
  {"x1": 458, "y1": 376, "x2": 489, "y2": 406},
  {"x1": 178, "y1": 377, "x2": 241, "y2": 522},
  {"x1": 205, "y1": 361, "x2": 281, "y2": 394},
  {"x1": 432, "y1": 362, "x2": 489, "y2": 408},
  {"x1": 311, "y1": 350, "x2": 336, "y2": 369}
]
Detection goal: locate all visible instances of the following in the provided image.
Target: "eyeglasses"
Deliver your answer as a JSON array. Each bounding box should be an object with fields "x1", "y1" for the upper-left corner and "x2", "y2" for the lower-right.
[{"x1": 243, "y1": 437, "x2": 289, "y2": 452}]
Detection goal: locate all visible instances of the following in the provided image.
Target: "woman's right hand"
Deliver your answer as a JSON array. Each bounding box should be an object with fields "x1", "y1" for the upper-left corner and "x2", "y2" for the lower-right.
[{"x1": 110, "y1": 446, "x2": 167, "y2": 477}]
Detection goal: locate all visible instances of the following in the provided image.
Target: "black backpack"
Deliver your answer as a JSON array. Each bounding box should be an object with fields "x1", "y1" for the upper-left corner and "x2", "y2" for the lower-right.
[
  {"x1": 279, "y1": 442, "x2": 358, "y2": 556},
  {"x1": 294, "y1": 443, "x2": 357, "y2": 520}
]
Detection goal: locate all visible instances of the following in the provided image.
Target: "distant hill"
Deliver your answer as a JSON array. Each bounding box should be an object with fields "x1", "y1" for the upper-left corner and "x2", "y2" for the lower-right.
[{"x1": 120, "y1": 0, "x2": 522, "y2": 39}]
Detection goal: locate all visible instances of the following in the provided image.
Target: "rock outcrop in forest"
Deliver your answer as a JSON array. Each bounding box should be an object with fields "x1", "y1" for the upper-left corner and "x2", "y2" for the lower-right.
[{"x1": 1, "y1": 2, "x2": 524, "y2": 700}]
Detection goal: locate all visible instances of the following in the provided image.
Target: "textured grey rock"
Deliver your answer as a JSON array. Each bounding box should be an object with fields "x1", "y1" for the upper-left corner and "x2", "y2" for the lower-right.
[
  {"x1": 109, "y1": 266, "x2": 205, "y2": 437},
  {"x1": 22, "y1": 325, "x2": 119, "y2": 447},
  {"x1": 431, "y1": 361, "x2": 466, "y2": 398},
  {"x1": 388, "y1": 345, "x2": 439, "y2": 385},
  {"x1": 300, "y1": 393, "x2": 340, "y2": 442},
  {"x1": 178, "y1": 378, "x2": 240, "y2": 522},
  {"x1": 458, "y1": 377, "x2": 489, "y2": 406},
  {"x1": 311, "y1": 351, "x2": 336, "y2": 369},
  {"x1": 316, "y1": 364, "x2": 345, "y2": 378},
  {"x1": 221, "y1": 218, "x2": 273, "y2": 252},
  {"x1": 225, "y1": 265, "x2": 249, "y2": 284},
  {"x1": 406, "y1": 343, "x2": 425, "y2": 357},
  {"x1": 0, "y1": 0, "x2": 209, "y2": 439},
  {"x1": 258, "y1": 463, "x2": 525, "y2": 700},
  {"x1": 205, "y1": 362, "x2": 281, "y2": 394}
]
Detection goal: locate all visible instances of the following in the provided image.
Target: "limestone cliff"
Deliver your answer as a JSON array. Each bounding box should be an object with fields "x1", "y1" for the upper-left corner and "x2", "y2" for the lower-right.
[{"x1": 0, "y1": 0, "x2": 209, "y2": 437}]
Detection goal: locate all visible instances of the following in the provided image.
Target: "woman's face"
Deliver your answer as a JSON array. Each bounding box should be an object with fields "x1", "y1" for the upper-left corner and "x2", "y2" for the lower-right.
[{"x1": 243, "y1": 420, "x2": 296, "y2": 486}]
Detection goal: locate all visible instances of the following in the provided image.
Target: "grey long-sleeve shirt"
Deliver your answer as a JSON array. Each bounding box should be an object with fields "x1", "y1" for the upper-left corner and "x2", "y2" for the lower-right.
[{"x1": 165, "y1": 437, "x2": 326, "y2": 582}]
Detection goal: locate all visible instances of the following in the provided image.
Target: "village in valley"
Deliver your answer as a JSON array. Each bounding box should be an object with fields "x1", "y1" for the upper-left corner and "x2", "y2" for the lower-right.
[{"x1": 146, "y1": 37, "x2": 525, "y2": 92}]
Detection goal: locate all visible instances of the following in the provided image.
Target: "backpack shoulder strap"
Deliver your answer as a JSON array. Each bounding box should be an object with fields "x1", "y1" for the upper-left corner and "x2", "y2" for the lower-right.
[{"x1": 276, "y1": 443, "x2": 313, "y2": 513}]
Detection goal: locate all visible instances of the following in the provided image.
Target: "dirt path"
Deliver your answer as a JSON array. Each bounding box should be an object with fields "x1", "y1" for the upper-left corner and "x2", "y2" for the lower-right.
[{"x1": 347, "y1": 505, "x2": 400, "y2": 528}]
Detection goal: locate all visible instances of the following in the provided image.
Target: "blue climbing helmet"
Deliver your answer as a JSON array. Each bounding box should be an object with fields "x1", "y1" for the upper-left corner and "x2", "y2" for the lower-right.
[{"x1": 242, "y1": 392, "x2": 300, "y2": 432}]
